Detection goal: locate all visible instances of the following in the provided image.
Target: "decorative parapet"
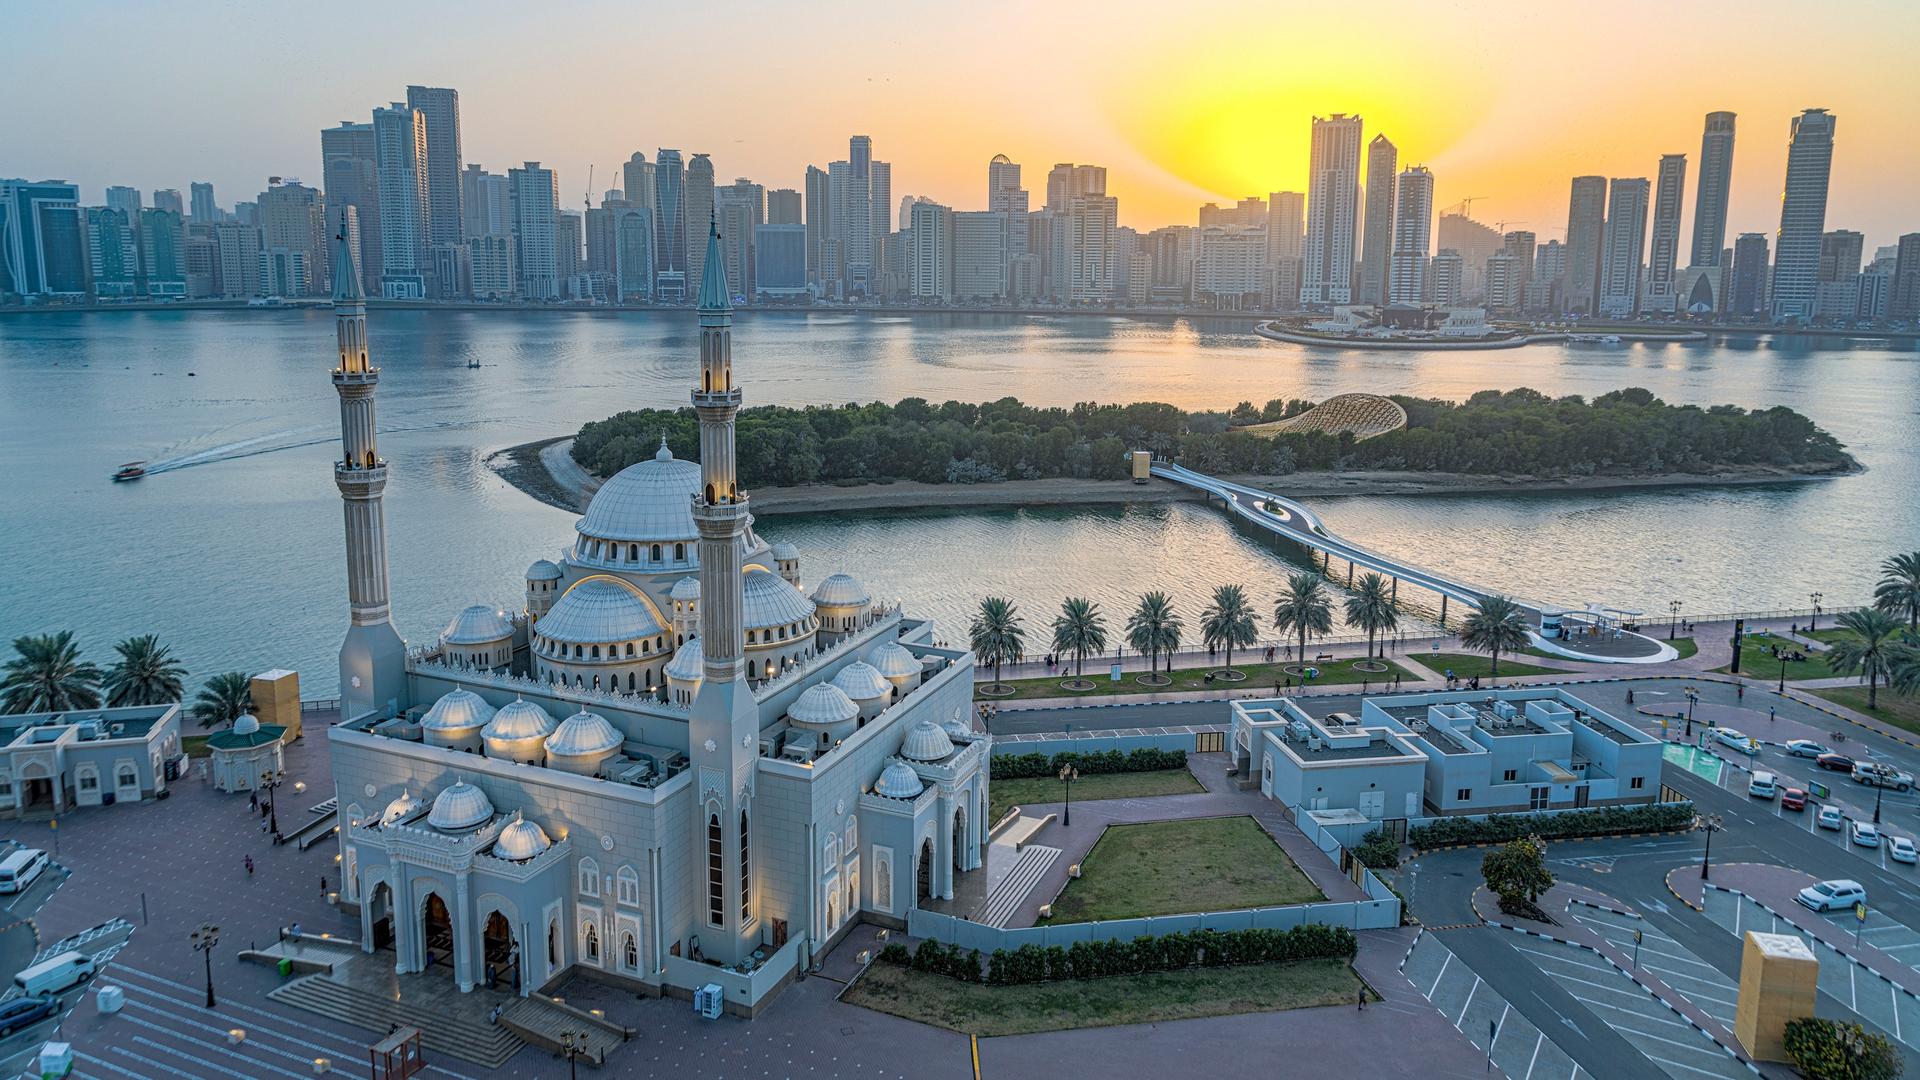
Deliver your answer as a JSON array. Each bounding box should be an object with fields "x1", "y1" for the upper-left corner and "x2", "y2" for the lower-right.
[{"x1": 406, "y1": 659, "x2": 692, "y2": 718}]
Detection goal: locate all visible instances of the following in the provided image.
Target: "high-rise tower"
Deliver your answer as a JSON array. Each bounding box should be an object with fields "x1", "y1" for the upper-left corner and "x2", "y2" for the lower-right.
[
  {"x1": 1388, "y1": 165, "x2": 1432, "y2": 305},
  {"x1": 687, "y1": 218, "x2": 759, "y2": 965},
  {"x1": 330, "y1": 205, "x2": 407, "y2": 719},
  {"x1": 1644, "y1": 154, "x2": 1687, "y2": 313},
  {"x1": 1301, "y1": 114, "x2": 1362, "y2": 306},
  {"x1": 1690, "y1": 112, "x2": 1736, "y2": 268},
  {"x1": 1359, "y1": 134, "x2": 1397, "y2": 305},
  {"x1": 1770, "y1": 108, "x2": 1836, "y2": 321},
  {"x1": 1563, "y1": 176, "x2": 1607, "y2": 314}
]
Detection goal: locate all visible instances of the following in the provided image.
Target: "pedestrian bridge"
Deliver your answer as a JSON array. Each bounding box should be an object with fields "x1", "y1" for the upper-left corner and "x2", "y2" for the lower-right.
[{"x1": 1150, "y1": 461, "x2": 1677, "y2": 664}]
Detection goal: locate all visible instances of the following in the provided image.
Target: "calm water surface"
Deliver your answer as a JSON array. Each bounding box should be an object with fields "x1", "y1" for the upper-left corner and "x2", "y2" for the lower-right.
[{"x1": 1, "y1": 310, "x2": 1914, "y2": 696}]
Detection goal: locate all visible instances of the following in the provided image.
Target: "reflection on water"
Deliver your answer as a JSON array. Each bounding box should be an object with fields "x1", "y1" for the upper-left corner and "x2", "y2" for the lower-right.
[{"x1": 0, "y1": 309, "x2": 1914, "y2": 695}]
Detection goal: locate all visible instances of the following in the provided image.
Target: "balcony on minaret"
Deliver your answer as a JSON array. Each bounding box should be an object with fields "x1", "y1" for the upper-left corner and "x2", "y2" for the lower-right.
[
  {"x1": 332, "y1": 367, "x2": 380, "y2": 384},
  {"x1": 335, "y1": 460, "x2": 388, "y2": 492},
  {"x1": 691, "y1": 386, "x2": 741, "y2": 410}
]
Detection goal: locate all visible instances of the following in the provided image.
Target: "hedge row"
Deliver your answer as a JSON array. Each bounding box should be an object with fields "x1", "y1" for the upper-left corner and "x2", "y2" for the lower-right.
[
  {"x1": 990, "y1": 747, "x2": 1187, "y2": 780},
  {"x1": 1354, "y1": 828, "x2": 1399, "y2": 869},
  {"x1": 1783, "y1": 1016, "x2": 1900, "y2": 1080},
  {"x1": 1408, "y1": 801, "x2": 1694, "y2": 850},
  {"x1": 878, "y1": 924, "x2": 1356, "y2": 986}
]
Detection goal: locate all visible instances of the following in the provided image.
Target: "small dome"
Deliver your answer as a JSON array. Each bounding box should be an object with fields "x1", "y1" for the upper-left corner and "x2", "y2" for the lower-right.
[
  {"x1": 576, "y1": 452, "x2": 701, "y2": 544},
  {"x1": 811, "y1": 573, "x2": 868, "y2": 608},
  {"x1": 670, "y1": 575, "x2": 702, "y2": 601},
  {"x1": 379, "y1": 789, "x2": 418, "y2": 826},
  {"x1": 868, "y1": 642, "x2": 921, "y2": 678},
  {"x1": 831, "y1": 661, "x2": 891, "y2": 702},
  {"x1": 427, "y1": 780, "x2": 494, "y2": 832},
  {"x1": 744, "y1": 568, "x2": 816, "y2": 630},
  {"x1": 873, "y1": 760, "x2": 924, "y2": 799},
  {"x1": 665, "y1": 637, "x2": 704, "y2": 682},
  {"x1": 527, "y1": 559, "x2": 563, "y2": 581},
  {"x1": 420, "y1": 688, "x2": 497, "y2": 733},
  {"x1": 232, "y1": 713, "x2": 260, "y2": 736},
  {"x1": 442, "y1": 604, "x2": 515, "y2": 644},
  {"x1": 787, "y1": 683, "x2": 859, "y2": 728},
  {"x1": 483, "y1": 697, "x2": 558, "y2": 743},
  {"x1": 901, "y1": 718, "x2": 956, "y2": 763},
  {"x1": 538, "y1": 576, "x2": 667, "y2": 645},
  {"x1": 546, "y1": 708, "x2": 623, "y2": 758},
  {"x1": 942, "y1": 714, "x2": 974, "y2": 740},
  {"x1": 493, "y1": 816, "x2": 552, "y2": 861},
  {"x1": 771, "y1": 541, "x2": 799, "y2": 561}
]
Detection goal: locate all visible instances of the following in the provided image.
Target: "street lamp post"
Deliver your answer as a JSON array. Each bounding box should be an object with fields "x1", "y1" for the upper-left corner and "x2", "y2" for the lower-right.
[
  {"x1": 1699, "y1": 814, "x2": 1724, "y2": 880},
  {"x1": 260, "y1": 769, "x2": 284, "y2": 837},
  {"x1": 191, "y1": 923, "x2": 220, "y2": 1008},
  {"x1": 1809, "y1": 592, "x2": 1824, "y2": 633},
  {"x1": 1778, "y1": 655, "x2": 1789, "y2": 695},
  {"x1": 559, "y1": 1030, "x2": 584, "y2": 1080},
  {"x1": 1684, "y1": 687, "x2": 1699, "y2": 739},
  {"x1": 1874, "y1": 778, "x2": 1885, "y2": 826},
  {"x1": 1669, "y1": 600, "x2": 1682, "y2": 641},
  {"x1": 1059, "y1": 764, "x2": 1080, "y2": 828}
]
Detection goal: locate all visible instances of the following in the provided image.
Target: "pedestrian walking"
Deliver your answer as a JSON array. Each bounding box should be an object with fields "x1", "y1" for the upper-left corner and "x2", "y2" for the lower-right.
[
  {"x1": 244, "y1": 855, "x2": 254, "y2": 877},
  {"x1": 1737, "y1": 683, "x2": 1745, "y2": 702},
  {"x1": 1769, "y1": 706, "x2": 1776, "y2": 724},
  {"x1": 249, "y1": 791, "x2": 258, "y2": 811},
  {"x1": 1357, "y1": 987, "x2": 1366, "y2": 1010},
  {"x1": 320, "y1": 875, "x2": 329, "y2": 897}
]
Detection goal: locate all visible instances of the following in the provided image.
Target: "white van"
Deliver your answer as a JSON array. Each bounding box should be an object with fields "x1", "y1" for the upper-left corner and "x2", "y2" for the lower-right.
[
  {"x1": 1748, "y1": 771, "x2": 1778, "y2": 799},
  {"x1": 0, "y1": 848, "x2": 49, "y2": 894},
  {"x1": 12, "y1": 951, "x2": 96, "y2": 996}
]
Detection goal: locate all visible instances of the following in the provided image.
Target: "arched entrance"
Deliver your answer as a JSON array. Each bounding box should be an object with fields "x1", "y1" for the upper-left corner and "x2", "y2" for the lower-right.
[
  {"x1": 421, "y1": 893, "x2": 453, "y2": 974},
  {"x1": 482, "y1": 911, "x2": 519, "y2": 991},
  {"x1": 917, "y1": 838, "x2": 934, "y2": 902},
  {"x1": 952, "y1": 807, "x2": 969, "y2": 871},
  {"x1": 547, "y1": 917, "x2": 560, "y2": 970},
  {"x1": 368, "y1": 882, "x2": 394, "y2": 949}
]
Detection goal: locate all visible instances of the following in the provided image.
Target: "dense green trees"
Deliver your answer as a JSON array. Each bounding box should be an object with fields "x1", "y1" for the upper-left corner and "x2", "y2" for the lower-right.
[{"x1": 574, "y1": 387, "x2": 1851, "y2": 488}]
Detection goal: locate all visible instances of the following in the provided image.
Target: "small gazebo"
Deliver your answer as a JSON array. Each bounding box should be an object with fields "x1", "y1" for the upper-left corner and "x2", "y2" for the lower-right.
[{"x1": 206, "y1": 714, "x2": 287, "y2": 792}]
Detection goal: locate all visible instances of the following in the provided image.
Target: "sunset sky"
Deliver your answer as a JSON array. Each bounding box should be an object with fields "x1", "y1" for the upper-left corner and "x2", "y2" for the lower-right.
[{"x1": 14, "y1": 0, "x2": 1920, "y2": 248}]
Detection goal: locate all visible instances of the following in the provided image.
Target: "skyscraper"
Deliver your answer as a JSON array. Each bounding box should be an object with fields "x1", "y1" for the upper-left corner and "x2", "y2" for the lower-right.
[
  {"x1": 190, "y1": 182, "x2": 217, "y2": 224},
  {"x1": 105, "y1": 185, "x2": 142, "y2": 219},
  {"x1": 1527, "y1": 239, "x2": 1565, "y2": 311},
  {"x1": 460, "y1": 164, "x2": 511, "y2": 237},
  {"x1": 621, "y1": 153, "x2": 657, "y2": 217},
  {"x1": 684, "y1": 153, "x2": 716, "y2": 294},
  {"x1": 908, "y1": 200, "x2": 954, "y2": 301},
  {"x1": 1643, "y1": 154, "x2": 1687, "y2": 314},
  {"x1": 1359, "y1": 134, "x2": 1397, "y2": 305},
  {"x1": 372, "y1": 102, "x2": 430, "y2": 298},
  {"x1": 988, "y1": 154, "x2": 1029, "y2": 267},
  {"x1": 953, "y1": 210, "x2": 1007, "y2": 300},
  {"x1": 1, "y1": 179, "x2": 84, "y2": 297},
  {"x1": 1266, "y1": 191, "x2": 1304, "y2": 310},
  {"x1": 85, "y1": 207, "x2": 140, "y2": 297},
  {"x1": 1387, "y1": 166, "x2": 1431, "y2": 305},
  {"x1": 1563, "y1": 176, "x2": 1607, "y2": 314},
  {"x1": 1301, "y1": 114, "x2": 1362, "y2": 306},
  {"x1": 258, "y1": 177, "x2": 329, "y2": 296},
  {"x1": 1815, "y1": 229, "x2": 1864, "y2": 319},
  {"x1": 1730, "y1": 232, "x2": 1770, "y2": 316},
  {"x1": 152, "y1": 189, "x2": 184, "y2": 216},
  {"x1": 405, "y1": 86, "x2": 464, "y2": 249},
  {"x1": 766, "y1": 189, "x2": 801, "y2": 226},
  {"x1": 1599, "y1": 177, "x2": 1651, "y2": 316},
  {"x1": 1892, "y1": 233, "x2": 1920, "y2": 322},
  {"x1": 1770, "y1": 108, "x2": 1836, "y2": 321},
  {"x1": 139, "y1": 207, "x2": 187, "y2": 297},
  {"x1": 803, "y1": 165, "x2": 828, "y2": 288},
  {"x1": 323, "y1": 121, "x2": 382, "y2": 293},
  {"x1": 508, "y1": 162, "x2": 559, "y2": 299},
  {"x1": 654, "y1": 150, "x2": 687, "y2": 301},
  {"x1": 1690, "y1": 112, "x2": 1736, "y2": 269}
]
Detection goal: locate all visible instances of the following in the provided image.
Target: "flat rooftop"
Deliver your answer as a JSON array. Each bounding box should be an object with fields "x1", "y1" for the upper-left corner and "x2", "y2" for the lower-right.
[
  {"x1": 1279, "y1": 733, "x2": 1413, "y2": 762},
  {"x1": 0, "y1": 705, "x2": 171, "y2": 744},
  {"x1": 1573, "y1": 711, "x2": 1640, "y2": 745}
]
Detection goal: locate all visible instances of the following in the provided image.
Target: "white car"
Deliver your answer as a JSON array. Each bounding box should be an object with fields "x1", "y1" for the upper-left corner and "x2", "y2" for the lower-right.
[
  {"x1": 1817, "y1": 804, "x2": 1845, "y2": 830},
  {"x1": 1852, "y1": 820, "x2": 1882, "y2": 848},
  {"x1": 1892, "y1": 837, "x2": 1918, "y2": 864},
  {"x1": 1713, "y1": 727, "x2": 1753, "y2": 752},
  {"x1": 1786, "y1": 739, "x2": 1831, "y2": 758},
  {"x1": 1797, "y1": 879, "x2": 1866, "y2": 912},
  {"x1": 1852, "y1": 763, "x2": 1915, "y2": 791}
]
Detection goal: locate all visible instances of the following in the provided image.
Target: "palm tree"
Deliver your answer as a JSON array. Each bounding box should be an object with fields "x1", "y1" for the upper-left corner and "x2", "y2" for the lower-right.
[
  {"x1": 1459, "y1": 595, "x2": 1532, "y2": 680},
  {"x1": 1126, "y1": 592, "x2": 1183, "y2": 683},
  {"x1": 1343, "y1": 573, "x2": 1399, "y2": 661},
  {"x1": 191, "y1": 671, "x2": 255, "y2": 729},
  {"x1": 1, "y1": 631, "x2": 103, "y2": 714},
  {"x1": 1051, "y1": 597, "x2": 1107, "y2": 688},
  {"x1": 1200, "y1": 584, "x2": 1257, "y2": 677},
  {"x1": 1876, "y1": 551, "x2": 1920, "y2": 633},
  {"x1": 104, "y1": 634, "x2": 188, "y2": 707},
  {"x1": 1271, "y1": 573, "x2": 1334, "y2": 669},
  {"x1": 1826, "y1": 608, "x2": 1910, "y2": 710},
  {"x1": 969, "y1": 597, "x2": 1026, "y2": 692}
]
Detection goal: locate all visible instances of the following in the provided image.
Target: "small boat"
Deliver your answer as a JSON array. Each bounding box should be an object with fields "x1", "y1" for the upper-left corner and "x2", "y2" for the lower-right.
[
  {"x1": 113, "y1": 462, "x2": 147, "y2": 482},
  {"x1": 466, "y1": 360, "x2": 481, "y2": 369}
]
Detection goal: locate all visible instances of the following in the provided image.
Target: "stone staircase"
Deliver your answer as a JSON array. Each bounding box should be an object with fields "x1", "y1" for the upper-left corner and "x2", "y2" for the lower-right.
[
  {"x1": 978, "y1": 844, "x2": 1061, "y2": 927},
  {"x1": 500, "y1": 995, "x2": 629, "y2": 1066},
  {"x1": 269, "y1": 973, "x2": 524, "y2": 1068}
]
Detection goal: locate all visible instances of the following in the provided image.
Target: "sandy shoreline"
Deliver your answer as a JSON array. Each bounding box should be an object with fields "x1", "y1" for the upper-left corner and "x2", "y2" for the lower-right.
[{"x1": 487, "y1": 436, "x2": 1857, "y2": 517}]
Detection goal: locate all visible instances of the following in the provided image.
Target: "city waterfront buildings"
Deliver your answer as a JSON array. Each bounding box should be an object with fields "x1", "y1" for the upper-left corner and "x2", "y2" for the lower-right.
[
  {"x1": 1359, "y1": 135, "x2": 1396, "y2": 305},
  {"x1": 1387, "y1": 165, "x2": 1431, "y2": 305},
  {"x1": 1301, "y1": 115, "x2": 1362, "y2": 307},
  {"x1": 1730, "y1": 232, "x2": 1770, "y2": 316},
  {"x1": 1563, "y1": 176, "x2": 1607, "y2": 314},
  {"x1": 509, "y1": 162, "x2": 559, "y2": 300},
  {"x1": 1643, "y1": 154, "x2": 1686, "y2": 314},
  {"x1": 405, "y1": 85, "x2": 464, "y2": 258},
  {"x1": 1598, "y1": 177, "x2": 1650, "y2": 317},
  {"x1": 323, "y1": 121, "x2": 383, "y2": 293},
  {"x1": 373, "y1": 102, "x2": 430, "y2": 299},
  {"x1": 1770, "y1": 108, "x2": 1836, "y2": 321},
  {"x1": 1815, "y1": 229, "x2": 1865, "y2": 320},
  {"x1": 1893, "y1": 233, "x2": 1920, "y2": 322}
]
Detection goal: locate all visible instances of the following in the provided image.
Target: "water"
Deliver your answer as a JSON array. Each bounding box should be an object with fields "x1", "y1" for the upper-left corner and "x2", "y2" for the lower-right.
[{"x1": 1, "y1": 309, "x2": 1915, "y2": 697}]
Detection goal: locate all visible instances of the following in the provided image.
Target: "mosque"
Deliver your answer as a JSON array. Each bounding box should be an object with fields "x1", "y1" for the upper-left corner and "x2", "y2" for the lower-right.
[{"x1": 322, "y1": 209, "x2": 986, "y2": 1013}]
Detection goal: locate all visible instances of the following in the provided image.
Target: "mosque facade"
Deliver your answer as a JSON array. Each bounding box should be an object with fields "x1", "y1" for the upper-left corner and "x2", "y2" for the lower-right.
[{"x1": 323, "y1": 210, "x2": 986, "y2": 1011}]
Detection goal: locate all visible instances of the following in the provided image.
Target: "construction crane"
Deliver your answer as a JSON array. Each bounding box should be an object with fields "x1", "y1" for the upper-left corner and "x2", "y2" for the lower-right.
[
  {"x1": 1493, "y1": 220, "x2": 1529, "y2": 234},
  {"x1": 583, "y1": 164, "x2": 594, "y2": 212},
  {"x1": 1442, "y1": 196, "x2": 1489, "y2": 219}
]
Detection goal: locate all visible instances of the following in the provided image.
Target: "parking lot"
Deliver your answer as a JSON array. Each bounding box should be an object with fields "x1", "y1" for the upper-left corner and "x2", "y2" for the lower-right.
[
  {"x1": 1400, "y1": 931, "x2": 1588, "y2": 1080},
  {"x1": 1820, "y1": 905, "x2": 1920, "y2": 969},
  {"x1": 0, "y1": 919, "x2": 134, "y2": 1075},
  {"x1": 1499, "y1": 932, "x2": 1751, "y2": 1080},
  {"x1": 1569, "y1": 903, "x2": 1741, "y2": 1032}
]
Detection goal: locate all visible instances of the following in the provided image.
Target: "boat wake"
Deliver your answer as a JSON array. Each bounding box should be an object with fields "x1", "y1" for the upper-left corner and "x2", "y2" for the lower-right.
[{"x1": 136, "y1": 416, "x2": 509, "y2": 476}]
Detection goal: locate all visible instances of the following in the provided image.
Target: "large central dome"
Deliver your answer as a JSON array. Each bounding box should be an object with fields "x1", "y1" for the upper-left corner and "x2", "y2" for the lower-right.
[{"x1": 576, "y1": 441, "x2": 701, "y2": 544}]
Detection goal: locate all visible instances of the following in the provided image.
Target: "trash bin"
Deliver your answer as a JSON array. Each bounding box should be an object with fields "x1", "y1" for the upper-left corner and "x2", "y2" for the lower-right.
[
  {"x1": 96, "y1": 986, "x2": 124, "y2": 1014},
  {"x1": 278, "y1": 958, "x2": 293, "y2": 977}
]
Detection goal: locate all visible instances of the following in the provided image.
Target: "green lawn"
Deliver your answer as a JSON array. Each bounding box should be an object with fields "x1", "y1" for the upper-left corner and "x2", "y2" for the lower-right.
[
  {"x1": 1812, "y1": 686, "x2": 1920, "y2": 738},
  {"x1": 989, "y1": 768, "x2": 1202, "y2": 823},
  {"x1": 843, "y1": 956, "x2": 1368, "y2": 1036},
  {"x1": 979, "y1": 656, "x2": 1414, "y2": 701},
  {"x1": 181, "y1": 734, "x2": 213, "y2": 756},
  {"x1": 1426, "y1": 652, "x2": 1563, "y2": 680},
  {"x1": 1049, "y1": 816, "x2": 1324, "y2": 922},
  {"x1": 1715, "y1": 633, "x2": 1842, "y2": 681}
]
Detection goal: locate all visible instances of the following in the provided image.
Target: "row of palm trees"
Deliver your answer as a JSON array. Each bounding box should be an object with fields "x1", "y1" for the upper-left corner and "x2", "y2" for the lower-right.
[
  {"x1": 1, "y1": 631, "x2": 255, "y2": 728},
  {"x1": 968, "y1": 570, "x2": 1538, "y2": 690},
  {"x1": 1821, "y1": 551, "x2": 1920, "y2": 709}
]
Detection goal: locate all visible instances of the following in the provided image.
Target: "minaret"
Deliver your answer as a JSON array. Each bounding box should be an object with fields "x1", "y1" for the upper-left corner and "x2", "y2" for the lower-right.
[
  {"x1": 686, "y1": 218, "x2": 760, "y2": 965},
  {"x1": 331, "y1": 205, "x2": 408, "y2": 719}
]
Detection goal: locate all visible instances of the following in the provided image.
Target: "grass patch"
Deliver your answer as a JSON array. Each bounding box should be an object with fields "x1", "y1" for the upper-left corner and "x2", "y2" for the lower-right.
[
  {"x1": 1714, "y1": 632, "x2": 1841, "y2": 681},
  {"x1": 978, "y1": 657, "x2": 1415, "y2": 701},
  {"x1": 1427, "y1": 653, "x2": 1563, "y2": 680},
  {"x1": 181, "y1": 734, "x2": 213, "y2": 756},
  {"x1": 1811, "y1": 686, "x2": 1920, "y2": 738},
  {"x1": 1050, "y1": 816, "x2": 1323, "y2": 922},
  {"x1": 988, "y1": 768, "x2": 1201, "y2": 823},
  {"x1": 843, "y1": 955, "x2": 1366, "y2": 1036}
]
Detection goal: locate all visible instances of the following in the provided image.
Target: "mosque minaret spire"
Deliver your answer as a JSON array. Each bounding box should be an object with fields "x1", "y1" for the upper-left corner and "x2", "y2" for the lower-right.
[{"x1": 331, "y1": 205, "x2": 408, "y2": 719}]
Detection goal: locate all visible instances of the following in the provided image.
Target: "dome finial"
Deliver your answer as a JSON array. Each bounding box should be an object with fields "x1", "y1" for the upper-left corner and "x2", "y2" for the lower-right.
[{"x1": 655, "y1": 432, "x2": 671, "y2": 461}]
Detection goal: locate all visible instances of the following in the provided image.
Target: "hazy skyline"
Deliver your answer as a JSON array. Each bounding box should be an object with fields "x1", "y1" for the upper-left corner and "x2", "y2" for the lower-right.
[{"x1": 12, "y1": 0, "x2": 1920, "y2": 247}]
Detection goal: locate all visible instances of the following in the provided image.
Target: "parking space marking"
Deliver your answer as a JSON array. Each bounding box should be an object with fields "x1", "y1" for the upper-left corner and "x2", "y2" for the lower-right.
[{"x1": 1402, "y1": 932, "x2": 1589, "y2": 1080}]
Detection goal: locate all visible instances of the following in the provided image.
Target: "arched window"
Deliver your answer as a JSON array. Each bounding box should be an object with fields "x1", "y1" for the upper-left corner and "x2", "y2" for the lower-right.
[
  {"x1": 739, "y1": 808, "x2": 752, "y2": 923},
  {"x1": 624, "y1": 641, "x2": 634, "y2": 657},
  {"x1": 616, "y1": 866, "x2": 640, "y2": 906},
  {"x1": 651, "y1": 544, "x2": 662, "y2": 562},
  {"x1": 627, "y1": 671, "x2": 636, "y2": 691},
  {"x1": 628, "y1": 544, "x2": 638, "y2": 561},
  {"x1": 706, "y1": 812, "x2": 724, "y2": 926},
  {"x1": 623, "y1": 933, "x2": 638, "y2": 971},
  {"x1": 548, "y1": 919, "x2": 559, "y2": 966},
  {"x1": 846, "y1": 818, "x2": 858, "y2": 856},
  {"x1": 675, "y1": 543, "x2": 685, "y2": 561},
  {"x1": 578, "y1": 857, "x2": 600, "y2": 898},
  {"x1": 590, "y1": 645, "x2": 600, "y2": 659},
  {"x1": 584, "y1": 922, "x2": 599, "y2": 962}
]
